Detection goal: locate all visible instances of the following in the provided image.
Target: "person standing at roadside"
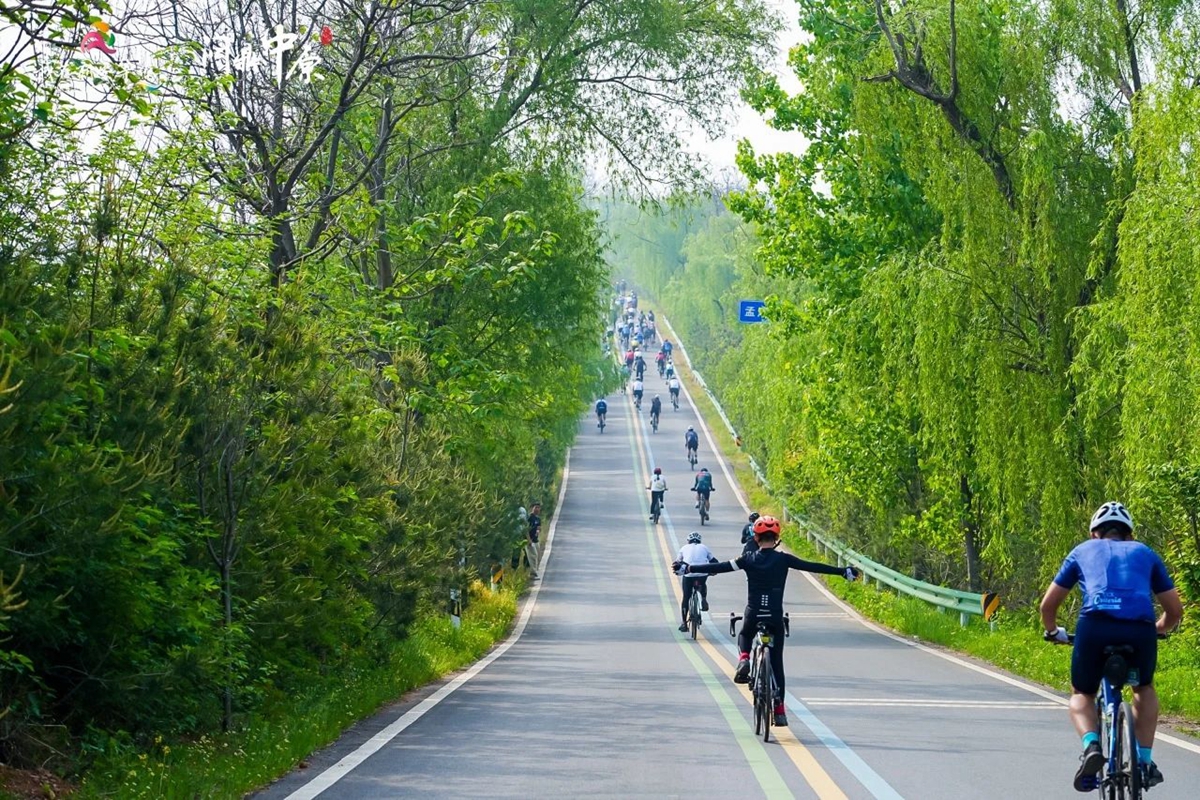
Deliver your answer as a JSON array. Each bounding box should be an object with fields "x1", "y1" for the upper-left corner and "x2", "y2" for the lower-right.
[{"x1": 527, "y1": 503, "x2": 542, "y2": 545}]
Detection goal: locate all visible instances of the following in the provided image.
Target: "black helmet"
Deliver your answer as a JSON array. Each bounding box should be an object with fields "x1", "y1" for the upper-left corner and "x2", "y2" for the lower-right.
[{"x1": 748, "y1": 512, "x2": 760, "y2": 523}]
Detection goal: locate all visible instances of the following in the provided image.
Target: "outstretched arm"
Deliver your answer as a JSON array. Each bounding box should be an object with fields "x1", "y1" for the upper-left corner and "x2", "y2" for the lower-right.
[
  {"x1": 782, "y1": 553, "x2": 850, "y2": 577},
  {"x1": 678, "y1": 560, "x2": 737, "y2": 576}
]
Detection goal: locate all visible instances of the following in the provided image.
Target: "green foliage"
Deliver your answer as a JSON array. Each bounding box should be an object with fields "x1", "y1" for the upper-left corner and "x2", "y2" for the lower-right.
[
  {"x1": 612, "y1": 0, "x2": 1200, "y2": 616},
  {"x1": 0, "y1": 0, "x2": 776, "y2": 784}
]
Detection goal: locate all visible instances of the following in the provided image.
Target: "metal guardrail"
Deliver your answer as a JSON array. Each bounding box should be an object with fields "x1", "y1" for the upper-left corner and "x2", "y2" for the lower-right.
[{"x1": 657, "y1": 311, "x2": 999, "y2": 628}]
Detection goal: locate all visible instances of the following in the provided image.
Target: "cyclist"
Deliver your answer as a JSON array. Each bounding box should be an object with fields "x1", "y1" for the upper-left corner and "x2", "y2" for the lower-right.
[
  {"x1": 1040, "y1": 501, "x2": 1183, "y2": 792},
  {"x1": 668, "y1": 376, "x2": 681, "y2": 408},
  {"x1": 691, "y1": 467, "x2": 714, "y2": 510},
  {"x1": 662, "y1": 339, "x2": 673, "y2": 358},
  {"x1": 650, "y1": 394, "x2": 662, "y2": 428},
  {"x1": 665, "y1": 361, "x2": 675, "y2": 381},
  {"x1": 675, "y1": 516, "x2": 859, "y2": 726},
  {"x1": 595, "y1": 398, "x2": 607, "y2": 428},
  {"x1": 675, "y1": 531, "x2": 718, "y2": 631},
  {"x1": 647, "y1": 467, "x2": 667, "y2": 520},
  {"x1": 625, "y1": 348, "x2": 635, "y2": 369},
  {"x1": 684, "y1": 426, "x2": 699, "y2": 462},
  {"x1": 620, "y1": 363, "x2": 631, "y2": 393},
  {"x1": 655, "y1": 350, "x2": 666, "y2": 376},
  {"x1": 632, "y1": 378, "x2": 644, "y2": 408},
  {"x1": 634, "y1": 354, "x2": 646, "y2": 381},
  {"x1": 741, "y1": 512, "x2": 761, "y2": 549}
]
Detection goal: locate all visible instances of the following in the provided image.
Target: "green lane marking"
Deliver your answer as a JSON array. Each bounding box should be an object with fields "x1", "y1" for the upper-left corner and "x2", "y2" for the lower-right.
[{"x1": 622, "y1": 398, "x2": 793, "y2": 799}]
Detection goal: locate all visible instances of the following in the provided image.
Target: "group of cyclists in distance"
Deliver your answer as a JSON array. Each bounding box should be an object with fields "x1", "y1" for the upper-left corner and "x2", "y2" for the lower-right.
[{"x1": 600, "y1": 283, "x2": 1183, "y2": 792}]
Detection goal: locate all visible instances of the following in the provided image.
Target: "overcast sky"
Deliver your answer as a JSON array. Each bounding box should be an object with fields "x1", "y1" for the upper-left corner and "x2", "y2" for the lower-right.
[{"x1": 686, "y1": 0, "x2": 807, "y2": 176}]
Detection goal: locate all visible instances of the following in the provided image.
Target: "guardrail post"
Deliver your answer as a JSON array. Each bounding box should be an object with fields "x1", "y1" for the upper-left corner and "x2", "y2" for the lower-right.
[{"x1": 959, "y1": 612, "x2": 969, "y2": 627}]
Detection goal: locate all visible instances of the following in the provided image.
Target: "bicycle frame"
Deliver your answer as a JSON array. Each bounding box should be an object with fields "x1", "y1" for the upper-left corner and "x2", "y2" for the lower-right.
[{"x1": 728, "y1": 613, "x2": 790, "y2": 741}]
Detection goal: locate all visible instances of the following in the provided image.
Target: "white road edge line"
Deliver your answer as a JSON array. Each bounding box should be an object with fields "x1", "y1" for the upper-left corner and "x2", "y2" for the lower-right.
[
  {"x1": 666, "y1": 322, "x2": 1200, "y2": 757},
  {"x1": 283, "y1": 450, "x2": 575, "y2": 799}
]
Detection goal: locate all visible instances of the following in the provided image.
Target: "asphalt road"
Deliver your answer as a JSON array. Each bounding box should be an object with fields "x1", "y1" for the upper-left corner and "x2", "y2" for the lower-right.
[{"x1": 257, "y1": 358, "x2": 1200, "y2": 799}]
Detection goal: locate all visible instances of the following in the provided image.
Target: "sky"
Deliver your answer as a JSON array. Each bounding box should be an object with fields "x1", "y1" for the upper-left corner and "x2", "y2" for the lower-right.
[{"x1": 686, "y1": 0, "x2": 808, "y2": 177}]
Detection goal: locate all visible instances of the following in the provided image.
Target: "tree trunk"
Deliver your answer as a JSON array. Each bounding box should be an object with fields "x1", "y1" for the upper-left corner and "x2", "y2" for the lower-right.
[{"x1": 961, "y1": 473, "x2": 981, "y2": 591}]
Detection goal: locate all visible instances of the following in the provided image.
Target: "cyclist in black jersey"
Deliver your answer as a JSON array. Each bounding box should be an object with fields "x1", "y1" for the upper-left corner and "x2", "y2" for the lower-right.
[{"x1": 675, "y1": 515, "x2": 859, "y2": 726}]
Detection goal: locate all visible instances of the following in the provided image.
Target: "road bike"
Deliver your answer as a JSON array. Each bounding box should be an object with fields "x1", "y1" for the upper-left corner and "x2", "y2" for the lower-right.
[
  {"x1": 634, "y1": 392, "x2": 643, "y2": 411},
  {"x1": 730, "y1": 612, "x2": 790, "y2": 742},
  {"x1": 597, "y1": 413, "x2": 605, "y2": 433},
  {"x1": 1050, "y1": 632, "x2": 1162, "y2": 799},
  {"x1": 685, "y1": 577, "x2": 705, "y2": 639},
  {"x1": 648, "y1": 489, "x2": 665, "y2": 524},
  {"x1": 671, "y1": 392, "x2": 679, "y2": 411},
  {"x1": 697, "y1": 492, "x2": 710, "y2": 525},
  {"x1": 657, "y1": 361, "x2": 665, "y2": 378},
  {"x1": 651, "y1": 411, "x2": 659, "y2": 433},
  {"x1": 687, "y1": 446, "x2": 697, "y2": 468}
]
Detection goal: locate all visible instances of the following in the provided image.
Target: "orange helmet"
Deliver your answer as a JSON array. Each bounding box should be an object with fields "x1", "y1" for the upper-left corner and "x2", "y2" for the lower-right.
[{"x1": 752, "y1": 516, "x2": 782, "y2": 537}]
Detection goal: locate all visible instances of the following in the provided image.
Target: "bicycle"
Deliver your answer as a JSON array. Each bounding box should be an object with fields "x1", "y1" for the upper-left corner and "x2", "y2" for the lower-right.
[
  {"x1": 687, "y1": 447, "x2": 697, "y2": 468},
  {"x1": 671, "y1": 392, "x2": 679, "y2": 411},
  {"x1": 729, "y1": 612, "x2": 790, "y2": 742},
  {"x1": 597, "y1": 413, "x2": 606, "y2": 433},
  {"x1": 634, "y1": 393, "x2": 643, "y2": 411},
  {"x1": 685, "y1": 577, "x2": 705, "y2": 639},
  {"x1": 697, "y1": 493, "x2": 710, "y2": 525},
  {"x1": 1050, "y1": 632, "x2": 1164, "y2": 799},
  {"x1": 648, "y1": 489, "x2": 665, "y2": 524},
  {"x1": 651, "y1": 411, "x2": 659, "y2": 433}
]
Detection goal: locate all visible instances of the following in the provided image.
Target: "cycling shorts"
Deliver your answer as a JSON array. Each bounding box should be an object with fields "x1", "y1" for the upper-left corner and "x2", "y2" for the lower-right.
[{"x1": 1071, "y1": 614, "x2": 1158, "y2": 694}]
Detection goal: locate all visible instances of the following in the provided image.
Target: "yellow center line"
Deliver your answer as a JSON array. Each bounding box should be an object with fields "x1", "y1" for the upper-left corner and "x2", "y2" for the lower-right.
[{"x1": 628, "y1": 390, "x2": 849, "y2": 800}]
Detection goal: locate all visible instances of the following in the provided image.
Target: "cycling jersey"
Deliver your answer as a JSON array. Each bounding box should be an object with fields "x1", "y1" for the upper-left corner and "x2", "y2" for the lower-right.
[
  {"x1": 649, "y1": 475, "x2": 667, "y2": 492},
  {"x1": 685, "y1": 431, "x2": 699, "y2": 449},
  {"x1": 676, "y1": 542, "x2": 715, "y2": 569},
  {"x1": 595, "y1": 401, "x2": 607, "y2": 414},
  {"x1": 691, "y1": 473, "x2": 713, "y2": 493},
  {"x1": 689, "y1": 548, "x2": 844, "y2": 617},
  {"x1": 650, "y1": 399, "x2": 662, "y2": 416},
  {"x1": 1053, "y1": 539, "x2": 1174, "y2": 623},
  {"x1": 632, "y1": 380, "x2": 644, "y2": 394}
]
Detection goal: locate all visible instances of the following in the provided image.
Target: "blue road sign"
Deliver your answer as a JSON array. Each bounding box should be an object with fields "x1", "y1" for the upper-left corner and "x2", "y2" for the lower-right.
[{"x1": 738, "y1": 300, "x2": 766, "y2": 324}]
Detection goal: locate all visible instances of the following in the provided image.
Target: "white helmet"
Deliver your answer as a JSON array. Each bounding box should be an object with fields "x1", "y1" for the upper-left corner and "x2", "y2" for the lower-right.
[
  {"x1": 687, "y1": 426, "x2": 694, "y2": 432},
  {"x1": 687, "y1": 531, "x2": 702, "y2": 544},
  {"x1": 1090, "y1": 501, "x2": 1134, "y2": 533}
]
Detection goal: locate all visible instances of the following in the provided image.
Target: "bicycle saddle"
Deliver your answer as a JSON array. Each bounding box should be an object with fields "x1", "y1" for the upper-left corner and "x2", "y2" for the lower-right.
[{"x1": 1101, "y1": 645, "x2": 1136, "y2": 688}]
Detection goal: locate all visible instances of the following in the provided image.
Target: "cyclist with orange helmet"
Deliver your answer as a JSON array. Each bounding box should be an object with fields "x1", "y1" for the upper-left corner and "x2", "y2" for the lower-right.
[{"x1": 674, "y1": 515, "x2": 858, "y2": 726}]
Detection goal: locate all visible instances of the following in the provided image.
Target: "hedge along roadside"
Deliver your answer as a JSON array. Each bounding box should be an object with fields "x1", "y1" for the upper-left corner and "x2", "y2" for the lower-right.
[
  {"x1": 69, "y1": 578, "x2": 525, "y2": 799},
  {"x1": 657, "y1": 311, "x2": 998, "y2": 625},
  {"x1": 652, "y1": 303, "x2": 1200, "y2": 731}
]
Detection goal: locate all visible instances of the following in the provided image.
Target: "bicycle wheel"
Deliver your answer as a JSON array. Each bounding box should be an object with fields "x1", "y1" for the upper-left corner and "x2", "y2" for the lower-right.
[
  {"x1": 1119, "y1": 701, "x2": 1141, "y2": 800},
  {"x1": 750, "y1": 651, "x2": 765, "y2": 736},
  {"x1": 758, "y1": 649, "x2": 773, "y2": 742},
  {"x1": 1108, "y1": 700, "x2": 1125, "y2": 800},
  {"x1": 689, "y1": 595, "x2": 700, "y2": 640}
]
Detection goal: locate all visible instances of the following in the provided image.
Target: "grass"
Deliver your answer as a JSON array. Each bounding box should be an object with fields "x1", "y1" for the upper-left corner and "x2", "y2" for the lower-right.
[
  {"x1": 72, "y1": 578, "x2": 526, "y2": 799},
  {"x1": 656, "y1": 308, "x2": 1200, "y2": 734}
]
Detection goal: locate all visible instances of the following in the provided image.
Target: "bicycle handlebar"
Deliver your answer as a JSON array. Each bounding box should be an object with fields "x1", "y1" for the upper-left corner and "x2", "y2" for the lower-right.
[{"x1": 727, "y1": 612, "x2": 791, "y2": 638}]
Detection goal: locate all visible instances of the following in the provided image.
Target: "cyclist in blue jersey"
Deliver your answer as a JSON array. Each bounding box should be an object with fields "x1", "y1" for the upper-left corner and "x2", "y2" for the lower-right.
[
  {"x1": 677, "y1": 516, "x2": 858, "y2": 726},
  {"x1": 1040, "y1": 501, "x2": 1183, "y2": 792},
  {"x1": 594, "y1": 399, "x2": 607, "y2": 428}
]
